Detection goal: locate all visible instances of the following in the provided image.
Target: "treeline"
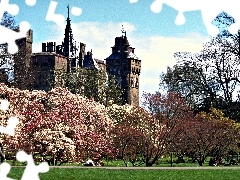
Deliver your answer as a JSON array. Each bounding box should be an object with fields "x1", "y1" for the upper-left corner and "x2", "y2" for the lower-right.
[
  {"x1": 0, "y1": 84, "x2": 239, "y2": 167},
  {"x1": 160, "y1": 25, "x2": 240, "y2": 122}
]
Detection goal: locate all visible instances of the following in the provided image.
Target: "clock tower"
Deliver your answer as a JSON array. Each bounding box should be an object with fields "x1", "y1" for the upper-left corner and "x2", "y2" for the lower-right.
[{"x1": 105, "y1": 27, "x2": 141, "y2": 106}]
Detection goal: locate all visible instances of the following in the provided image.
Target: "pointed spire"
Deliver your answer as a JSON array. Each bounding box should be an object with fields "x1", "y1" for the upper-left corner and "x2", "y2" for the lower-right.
[
  {"x1": 121, "y1": 25, "x2": 126, "y2": 37},
  {"x1": 67, "y1": 4, "x2": 70, "y2": 20},
  {"x1": 63, "y1": 4, "x2": 74, "y2": 58}
]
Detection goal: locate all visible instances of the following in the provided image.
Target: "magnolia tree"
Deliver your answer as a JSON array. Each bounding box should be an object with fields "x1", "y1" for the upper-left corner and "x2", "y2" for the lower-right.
[
  {"x1": 176, "y1": 108, "x2": 240, "y2": 166},
  {"x1": 107, "y1": 92, "x2": 194, "y2": 167},
  {"x1": 141, "y1": 92, "x2": 195, "y2": 166},
  {"x1": 107, "y1": 104, "x2": 152, "y2": 166},
  {"x1": 0, "y1": 84, "x2": 115, "y2": 165}
]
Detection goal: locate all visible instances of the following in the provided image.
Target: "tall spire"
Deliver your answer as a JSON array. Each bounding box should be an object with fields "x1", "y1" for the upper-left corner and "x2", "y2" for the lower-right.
[
  {"x1": 63, "y1": 4, "x2": 74, "y2": 58},
  {"x1": 67, "y1": 4, "x2": 70, "y2": 19},
  {"x1": 66, "y1": 4, "x2": 71, "y2": 26},
  {"x1": 121, "y1": 25, "x2": 126, "y2": 37},
  {"x1": 62, "y1": 4, "x2": 77, "y2": 72}
]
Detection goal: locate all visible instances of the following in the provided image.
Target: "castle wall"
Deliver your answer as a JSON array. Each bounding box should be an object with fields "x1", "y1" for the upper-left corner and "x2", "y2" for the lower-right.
[
  {"x1": 14, "y1": 29, "x2": 33, "y2": 90},
  {"x1": 31, "y1": 53, "x2": 68, "y2": 91},
  {"x1": 11, "y1": 22, "x2": 141, "y2": 106}
]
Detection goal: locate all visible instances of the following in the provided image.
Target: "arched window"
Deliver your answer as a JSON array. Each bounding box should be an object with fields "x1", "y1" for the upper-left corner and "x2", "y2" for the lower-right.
[
  {"x1": 131, "y1": 77, "x2": 134, "y2": 87},
  {"x1": 135, "y1": 77, "x2": 139, "y2": 87},
  {"x1": 131, "y1": 77, "x2": 136, "y2": 88}
]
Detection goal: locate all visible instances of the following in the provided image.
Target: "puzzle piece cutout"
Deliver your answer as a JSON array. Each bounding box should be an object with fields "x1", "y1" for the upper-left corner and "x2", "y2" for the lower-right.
[
  {"x1": 16, "y1": 151, "x2": 49, "y2": 180},
  {"x1": 0, "y1": 0, "x2": 19, "y2": 18},
  {"x1": 46, "y1": 1, "x2": 82, "y2": 25},
  {"x1": 46, "y1": 1, "x2": 65, "y2": 25},
  {"x1": 25, "y1": 0, "x2": 37, "y2": 6},
  {"x1": 0, "y1": 116, "x2": 19, "y2": 136},
  {"x1": 0, "y1": 163, "x2": 15, "y2": 180},
  {"x1": 71, "y1": 6, "x2": 82, "y2": 16},
  {"x1": 0, "y1": 99, "x2": 48, "y2": 179},
  {"x1": 0, "y1": 0, "x2": 31, "y2": 54},
  {"x1": 0, "y1": 0, "x2": 82, "y2": 53},
  {"x1": 0, "y1": 151, "x2": 49, "y2": 180},
  {"x1": 0, "y1": 100, "x2": 19, "y2": 136},
  {"x1": 129, "y1": 0, "x2": 138, "y2": 3},
  {"x1": 149, "y1": 0, "x2": 240, "y2": 36},
  {"x1": 0, "y1": 99, "x2": 18, "y2": 179},
  {"x1": 0, "y1": 99, "x2": 9, "y2": 112}
]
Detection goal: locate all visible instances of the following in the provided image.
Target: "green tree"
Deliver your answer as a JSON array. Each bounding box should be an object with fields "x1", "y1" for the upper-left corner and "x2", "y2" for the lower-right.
[
  {"x1": 104, "y1": 73, "x2": 124, "y2": 106},
  {"x1": 48, "y1": 68, "x2": 123, "y2": 106},
  {"x1": 160, "y1": 33, "x2": 240, "y2": 121}
]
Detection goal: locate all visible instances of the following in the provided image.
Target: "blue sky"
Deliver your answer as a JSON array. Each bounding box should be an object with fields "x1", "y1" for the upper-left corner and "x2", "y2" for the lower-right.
[{"x1": 9, "y1": 0, "x2": 212, "y2": 96}]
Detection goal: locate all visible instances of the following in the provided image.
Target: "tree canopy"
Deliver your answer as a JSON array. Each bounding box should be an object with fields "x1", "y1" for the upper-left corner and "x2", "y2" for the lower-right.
[
  {"x1": 160, "y1": 32, "x2": 240, "y2": 121},
  {"x1": 47, "y1": 68, "x2": 124, "y2": 106}
]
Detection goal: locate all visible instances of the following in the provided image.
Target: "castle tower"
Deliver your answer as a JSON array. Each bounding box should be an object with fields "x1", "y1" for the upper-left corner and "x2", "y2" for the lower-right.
[
  {"x1": 15, "y1": 29, "x2": 33, "y2": 69},
  {"x1": 63, "y1": 5, "x2": 73, "y2": 57},
  {"x1": 105, "y1": 27, "x2": 141, "y2": 106},
  {"x1": 62, "y1": 5, "x2": 77, "y2": 72},
  {"x1": 79, "y1": 42, "x2": 86, "y2": 67},
  {"x1": 14, "y1": 29, "x2": 33, "y2": 89}
]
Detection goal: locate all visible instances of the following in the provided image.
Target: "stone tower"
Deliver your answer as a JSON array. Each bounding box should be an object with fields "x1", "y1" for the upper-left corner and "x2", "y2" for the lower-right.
[
  {"x1": 56, "y1": 5, "x2": 78, "y2": 72},
  {"x1": 105, "y1": 28, "x2": 141, "y2": 106},
  {"x1": 14, "y1": 29, "x2": 33, "y2": 89}
]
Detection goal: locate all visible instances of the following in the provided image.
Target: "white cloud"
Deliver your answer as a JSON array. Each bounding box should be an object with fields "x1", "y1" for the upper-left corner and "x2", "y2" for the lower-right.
[
  {"x1": 71, "y1": 22, "x2": 136, "y2": 59},
  {"x1": 129, "y1": 0, "x2": 138, "y2": 3},
  {"x1": 32, "y1": 22, "x2": 209, "y2": 96},
  {"x1": 135, "y1": 33, "x2": 209, "y2": 96}
]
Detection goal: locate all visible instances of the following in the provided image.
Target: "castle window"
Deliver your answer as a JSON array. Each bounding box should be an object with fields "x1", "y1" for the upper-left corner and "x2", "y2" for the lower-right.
[
  {"x1": 131, "y1": 77, "x2": 134, "y2": 87},
  {"x1": 131, "y1": 77, "x2": 136, "y2": 88},
  {"x1": 136, "y1": 68, "x2": 139, "y2": 74},
  {"x1": 132, "y1": 67, "x2": 136, "y2": 74},
  {"x1": 135, "y1": 78, "x2": 139, "y2": 88}
]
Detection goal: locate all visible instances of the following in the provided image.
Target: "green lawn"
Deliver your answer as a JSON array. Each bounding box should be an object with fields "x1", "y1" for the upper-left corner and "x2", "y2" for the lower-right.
[{"x1": 7, "y1": 168, "x2": 240, "y2": 180}]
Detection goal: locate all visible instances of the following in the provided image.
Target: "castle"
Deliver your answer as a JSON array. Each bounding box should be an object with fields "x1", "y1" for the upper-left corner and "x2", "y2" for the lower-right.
[{"x1": 12, "y1": 6, "x2": 141, "y2": 106}]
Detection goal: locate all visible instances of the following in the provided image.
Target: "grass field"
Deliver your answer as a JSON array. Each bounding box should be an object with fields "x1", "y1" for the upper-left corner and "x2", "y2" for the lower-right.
[
  {"x1": 7, "y1": 167, "x2": 240, "y2": 180},
  {"x1": 6, "y1": 156, "x2": 240, "y2": 179}
]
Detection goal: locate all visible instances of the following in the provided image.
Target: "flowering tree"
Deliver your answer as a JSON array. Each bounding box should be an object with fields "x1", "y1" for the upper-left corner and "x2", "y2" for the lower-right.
[
  {"x1": 177, "y1": 108, "x2": 240, "y2": 166},
  {"x1": 0, "y1": 84, "x2": 115, "y2": 165},
  {"x1": 108, "y1": 92, "x2": 194, "y2": 167},
  {"x1": 141, "y1": 92, "x2": 194, "y2": 166},
  {"x1": 108, "y1": 104, "x2": 151, "y2": 166}
]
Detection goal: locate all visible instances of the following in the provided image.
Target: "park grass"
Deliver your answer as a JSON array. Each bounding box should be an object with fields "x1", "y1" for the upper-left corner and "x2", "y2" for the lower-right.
[
  {"x1": 7, "y1": 167, "x2": 240, "y2": 180},
  {"x1": 6, "y1": 157, "x2": 200, "y2": 167},
  {"x1": 97, "y1": 156, "x2": 207, "y2": 167}
]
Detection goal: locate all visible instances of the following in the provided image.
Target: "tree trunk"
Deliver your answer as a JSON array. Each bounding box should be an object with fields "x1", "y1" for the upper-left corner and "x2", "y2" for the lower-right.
[
  {"x1": 123, "y1": 159, "x2": 128, "y2": 167},
  {"x1": 146, "y1": 162, "x2": 153, "y2": 167},
  {"x1": 198, "y1": 160, "x2": 204, "y2": 166}
]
